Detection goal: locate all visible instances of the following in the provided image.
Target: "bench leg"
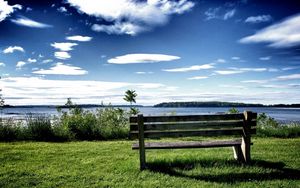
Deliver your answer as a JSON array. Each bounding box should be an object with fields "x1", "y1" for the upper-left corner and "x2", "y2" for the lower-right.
[
  {"x1": 138, "y1": 114, "x2": 146, "y2": 170},
  {"x1": 232, "y1": 146, "x2": 244, "y2": 162},
  {"x1": 241, "y1": 137, "x2": 251, "y2": 163},
  {"x1": 139, "y1": 147, "x2": 146, "y2": 170}
]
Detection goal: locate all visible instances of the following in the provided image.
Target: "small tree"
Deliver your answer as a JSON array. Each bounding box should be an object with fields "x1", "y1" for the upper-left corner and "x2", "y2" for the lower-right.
[
  {"x1": 65, "y1": 97, "x2": 73, "y2": 107},
  {"x1": 124, "y1": 90, "x2": 139, "y2": 115},
  {"x1": 228, "y1": 107, "x2": 239, "y2": 114}
]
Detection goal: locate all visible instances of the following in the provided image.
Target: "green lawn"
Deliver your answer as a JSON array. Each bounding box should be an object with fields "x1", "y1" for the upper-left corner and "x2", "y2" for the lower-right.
[{"x1": 0, "y1": 138, "x2": 299, "y2": 188}]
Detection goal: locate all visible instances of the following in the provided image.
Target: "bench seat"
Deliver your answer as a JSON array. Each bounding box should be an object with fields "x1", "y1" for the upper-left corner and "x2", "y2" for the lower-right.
[{"x1": 132, "y1": 139, "x2": 242, "y2": 149}]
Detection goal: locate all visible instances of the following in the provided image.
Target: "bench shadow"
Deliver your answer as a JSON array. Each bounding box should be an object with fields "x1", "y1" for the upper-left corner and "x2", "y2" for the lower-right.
[{"x1": 146, "y1": 159, "x2": 300, "y2": 183}]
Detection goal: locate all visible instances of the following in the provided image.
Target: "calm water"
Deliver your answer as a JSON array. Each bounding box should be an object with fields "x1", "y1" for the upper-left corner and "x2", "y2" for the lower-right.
[{"x1": 1, "y1": 106, "x2": 300, "y2": 122}]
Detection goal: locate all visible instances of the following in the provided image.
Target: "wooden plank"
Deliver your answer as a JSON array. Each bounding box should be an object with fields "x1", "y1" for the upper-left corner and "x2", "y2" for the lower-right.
[
  {"x1": 130, "y1": 127, "x2": 256, "y2": 138},
  {"x1": 130, "y1": 120, "x2": 256, "y2": 131},
  {"x1": 130, "y1": 127, "x2": 256, "y2": 137},
  {"x1": 130, "y1": 113, "x2": 245, "y2": 123},
  {"x1": 132, "y1": 139, "x2": 242, "y2": 149},
  {"x1": 130, "y1": 116, "x2": 137, "y2": 123},
  {"x1": 132, "y1": 128, "x2": 241, "y2": 138}
]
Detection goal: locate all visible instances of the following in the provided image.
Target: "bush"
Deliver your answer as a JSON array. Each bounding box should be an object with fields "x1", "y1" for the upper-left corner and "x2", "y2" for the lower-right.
[
  {"x1": 257, "y1": 113, "x2": 279, "y2": 128},
  {"x1": 257, "y1": 122, "x2": 300, "y2": 138},
  {"x1": 96, "y1": 107, "x2": 129, "y2": 139},
  {"x1": 51, "y1": 117, "x2": 71, "y2": 141},
  {"x1": 256, "y1": 113, "x2": 300, "y2": 138},
  {"x1": 0, "y1": 118, "x2": 21, "y2": 141},
  {"x1": 25, "y1": 115, "x2": 54, "y2": 141},
  {"x1": 57, "y1": 106, "x2": 129, "y2": 140},
  {"x1": 59, "y1": 108, "x2": 101, "y2": 140}
]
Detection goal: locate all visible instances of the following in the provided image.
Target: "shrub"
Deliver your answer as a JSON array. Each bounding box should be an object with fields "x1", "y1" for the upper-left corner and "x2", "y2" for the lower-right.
[
  {"x1": 51, "y1": 117, "x2": 71, "y2": 141},
  {"x1": 257, "y1": 113, "x2": 279, "y2": 128},
  {"x1": 257, "y1": 122, "x2": 300, "y2": 138},
  {"x1": 96, "y1": 107, "x2": 129, "y2": 139},
  {"x1": 256, "y1": 113, "x2": 300, "y2": 138},
  {"x1": 59, "y1": 107, "x2": 101, "y2": 140},
  {"x1": 25, "y1": 115, "x2": 54, "y2": 141},
  {"x1": 0, "y1": 118, "x2": 21, "y2": 141}
]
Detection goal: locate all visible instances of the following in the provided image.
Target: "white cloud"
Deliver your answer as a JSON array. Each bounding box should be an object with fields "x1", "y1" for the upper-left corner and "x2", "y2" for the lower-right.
[
  {"x1": 33, "y1": 62, "x2": 88, "y2": 75},
  {"x1": 204, "y1": 7, "x2": 236, "y2": 21},
  {"x1": 268, "y1": 68, "x2": 279, "y2": 72},
  {"x1": 26, "y1": 7, "x2": 32, "y2": 12},
  {"x1": 27, "y1": 58, "x2": 37, "y2": 63},
  {"x1": 238, "y1": 68, "x2": 267, "y2": 72},
  {"x1": 187, "y1": 76, "x2": 208, "y2": 80},
  {"x1": 245, "y1": 15, "x2": 272, "y2": 23},
  {"x1": 54, "y1": 51, "x2": 71, "y2": 60},
  {"x1": 1, "y1": 76, "x2": 300, "y2": 105},
  {"x1": 135, "y1": 71, "x2": 153, "y2": 74},
  {"x1": 163, "y1": 63, "x2": 214, "y2": 72},
  {"x1": 0, "y1": 62, "x2": 5, "y2": 67},
  {"x1": 91, "y1": 22, "x2": 146, "y2": 36},
  {"x1": 66, "y1": 35, "x2": 92, "y2": 42},
  {"x1": 216, "y1": 58, "x2": 226, "y2": 63},
  {"x1": 66, "y1": 0, "x2": 194, "y2": 35},
  {"x1": 218, "y1": 67, "x2": 263, "y2": 74},
  {"x1": 42, "y1": 59, "x2": 53, "y2": 64},
  {"x1": 223, "y1": 9, "x2": 236, "y2": 20},
  {"x1": 231, "y1": 56, "x2": 240, "y2": 60},
  {"x1": 219, "y1": 84, "x2": 247, "y2": 89},
  {"x1": 108, "y1": 53, "x2": 180, "y2": 64},
  {"x1": 3, "y1": 46, "x2": 24, "y2": 53},
  {"x1": 259, "y1": 84, "x2": 292, "y2": 89},
  {"x1": 57, "y1": 6, "x2": 67, "y2": 13},
  {"x1": 11, "y1": 16, "x2": 53, "y2": 28},
  {"x1": 16, "y1": 61, "x2": 26, "y2": 69},
  {"x1": 51, "y1": 42, "x2": 78, "y2": 51},
  {"x1": 241, "y1": 80, "x2": 269, "y2": 84},
  {"x1": 136, "y1": 72, "x2": 146, "y2": 74},
  {"x1": 0, "y1": 76, "x2": 168, "y2": 105},
  {"x1": 288, "y1": 83, "x2": 300, "y2": 88},
  {"x1": 282, "y1": 66, "x2": 300, "y2": 71},
  {"x1": 204, "y1": 7, "x2": 220, "y2": 20},
  {"x1": 136, "y1": 83, "x2": 164, "y2": 89},
  {"x1": 214, "y1": 70, "x2": 244, "y2": 75},
  {"x1": 276, "y1": 74, "x2": 300, "y2": 81},
  {"x1": 239, "y1": 13, "x2": 300, "y2": 48},
  {"x1": 259, "y1": 56, "x2": 271, "y2": 61},
  {"x1": 0, "y1": 0, "x2": 22, "y2": 22}
]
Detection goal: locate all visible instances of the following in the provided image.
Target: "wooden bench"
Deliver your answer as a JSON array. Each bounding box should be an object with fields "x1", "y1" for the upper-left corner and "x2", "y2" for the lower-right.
[{"x1": 129, "y1": 111, "x2": 257, "y2": 170}]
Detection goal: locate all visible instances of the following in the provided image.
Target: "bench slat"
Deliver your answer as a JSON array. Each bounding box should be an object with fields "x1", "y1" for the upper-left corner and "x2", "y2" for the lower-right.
[
  {"x1": 132, "y1": 139, "x2": 242, "y2": 149},
  {"x1": 130, "y1": 113, "x2": 249, "y2": 123},
  {"x1": 130, "y1": 128, "x2": 256, "y2": 138},
  {"x1": 130, "y1": 120, "x2": 256, "y2": 131}
]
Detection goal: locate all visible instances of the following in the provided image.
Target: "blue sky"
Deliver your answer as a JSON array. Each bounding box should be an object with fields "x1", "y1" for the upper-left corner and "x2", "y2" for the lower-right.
[{"x1": 0, "y1": 0, "x2": 300, "y2": 105}]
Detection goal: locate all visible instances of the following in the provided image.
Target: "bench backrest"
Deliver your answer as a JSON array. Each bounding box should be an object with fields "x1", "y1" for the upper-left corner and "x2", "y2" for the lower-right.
[{"x1": 129, "y1": 111, "x2": 257, "y2": 139}]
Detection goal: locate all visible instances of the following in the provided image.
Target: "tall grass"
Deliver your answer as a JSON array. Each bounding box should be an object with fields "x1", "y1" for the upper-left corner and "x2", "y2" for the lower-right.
[
  {"x1": 0, "y1": 105, "x2": 130, "y2": 141},
  {"x1": 1, "y1": 107, "x2": 300, "y2": 141},
  {"x1": 0, "y1": 118, "x2": 21, "y2": 141}
]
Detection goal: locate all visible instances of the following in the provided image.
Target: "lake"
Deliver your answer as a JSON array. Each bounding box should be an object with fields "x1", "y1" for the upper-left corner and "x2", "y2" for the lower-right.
[{"x1": 1, "y1": 106, "x2": 300, "y2": 122}]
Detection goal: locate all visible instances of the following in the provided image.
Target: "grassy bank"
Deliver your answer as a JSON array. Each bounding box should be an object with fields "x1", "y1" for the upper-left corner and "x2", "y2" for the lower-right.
[{"x1": 0, "y1": 138, "x2": 299, "y2": 187}]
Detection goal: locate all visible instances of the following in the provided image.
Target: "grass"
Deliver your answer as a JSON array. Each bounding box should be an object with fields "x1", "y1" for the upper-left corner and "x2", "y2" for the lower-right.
[{"x1": 0, "y1": 137, "x2": 299, "y2": 187}]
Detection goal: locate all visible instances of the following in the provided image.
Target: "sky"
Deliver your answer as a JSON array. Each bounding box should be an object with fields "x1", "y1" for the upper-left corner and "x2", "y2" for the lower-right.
[{"x1": 0, "y1": 0, "x2": 300, "y2": 105}]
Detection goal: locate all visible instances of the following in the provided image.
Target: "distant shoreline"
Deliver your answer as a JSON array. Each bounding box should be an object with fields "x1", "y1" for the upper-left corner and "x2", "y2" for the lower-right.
[
  {"x1": 2, "y1": 101, "x2": 300, "y2": 108},
  {"x1": 154, "y1": 101, "x2": 300, "y2": 108}
]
